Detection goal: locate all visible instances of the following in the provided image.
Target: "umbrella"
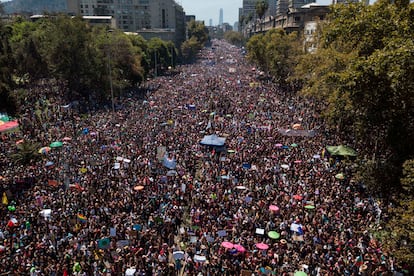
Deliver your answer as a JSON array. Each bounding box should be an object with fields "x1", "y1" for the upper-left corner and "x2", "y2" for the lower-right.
[
  {"x1": 294, "y1": 160, "x2": 302, "y2": 164},
  {"x1": 227, "y1": 149, "x2": 235, "y2": 153},
  {"x1": 173, "y1": 251, "x2": 185, "y2": 260},
  {"x1": 275, "y1": 143, "x2": 283, "y2": 147},
  {"x1": 326, "y1": 145, "x2": 357, "y2": 157},
  {"x1": 38, "y1": 147, "x2": 51, "y2": 154},
  {"x1": 125, "y1": 268, "x2": 136, "y2": 276},
  {"x1": 200, "y1": 134, "x2": 226, "y2": 147},
  {"x1": 281, "y1": 164, "x2": 289, "y2": 169},
  {"x1": 335, "y1": 173, "x2": 345, "y2": 180},
  {"x1": 0, "y1": 120, "x2": 19, "y2": 133},
  {"x1": 293, "y1": 195, "x2": 303, "y2": 200},
  {"x1": 221, "y1": 241, "x2": 234, "y2": 249},
  {"x1": 166, "y1": 170, "x2": 177, "y2": 176},
  {"x1": 269, "y1": 205, "x2": 279, "y2": 212},
  {"x1": 7, "y1": 218, "x2": 18, "y2": 227},
  {"x1": 134, "y1": 185, "x2": 144, "y2": 191},
  {"x1": 62, "y1": 137, "x2": 72, "y2": 141},
  {"x1": 255, "y1": 243, "x2": 269, "y2": 250},
  {"x1": 292, "y1": 123, "x2": 302, "y2": 130},
  {"x1": 50, "y1": 141, "x2": 63, "y2": 148},
  {"x1": 268, "y1": 231, "x2": 280, "y2": 239},
  {"x1": 294, "y1": 272, "x2": 307, "y2": 276},
  {"x1": 313, "y1": 154, "x2": 321, "y2": 159},
  {"x1": 234, "y1": 244, "x2": 246, "y2": 252},
  {"x1": 305, "y1": 205, "x2": 315, "y2": 210},
  {"x1": 291, "y1": 143, "x2": 298, "y2": 147},
  {"x1": 235, "y1": 185, "x2": 247, "y2": 190},
  {"x1": 45, "y1": 161, "x2": 54, "y2": 167}
]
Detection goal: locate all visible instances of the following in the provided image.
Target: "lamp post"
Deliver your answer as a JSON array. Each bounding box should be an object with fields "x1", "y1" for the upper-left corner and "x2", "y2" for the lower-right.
[{"x1": 107, "y1": 29, "x2": 115, "y2": 113}]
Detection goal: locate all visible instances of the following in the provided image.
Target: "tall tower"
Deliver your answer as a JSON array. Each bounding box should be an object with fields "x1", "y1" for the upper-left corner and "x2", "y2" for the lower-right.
[
  {"x1": 219, "y1": 8, "x2": 223, "y2": 26},
  {"x1": 209, "y1": 19, "x2": 213, "y2": 27}
]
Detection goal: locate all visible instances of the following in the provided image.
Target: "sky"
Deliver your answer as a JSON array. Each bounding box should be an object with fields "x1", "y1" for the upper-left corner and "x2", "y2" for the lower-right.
[{"x1": 178, "y1": 0, "x2": 332, "y2": 26}]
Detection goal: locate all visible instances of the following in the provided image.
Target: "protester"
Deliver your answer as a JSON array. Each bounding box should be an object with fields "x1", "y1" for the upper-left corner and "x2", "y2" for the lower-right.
[{"x1": 0, "y1": 39, "x2": 400, "y2": 276}]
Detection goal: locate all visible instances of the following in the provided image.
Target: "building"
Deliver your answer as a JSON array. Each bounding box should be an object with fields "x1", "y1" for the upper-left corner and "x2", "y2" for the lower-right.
[
  {"x1": 219, "y1": 8, "x2": 223, "y2": 26},
  {"x1": 68, "y1": 0, "x2": 186, "y2": 45}
]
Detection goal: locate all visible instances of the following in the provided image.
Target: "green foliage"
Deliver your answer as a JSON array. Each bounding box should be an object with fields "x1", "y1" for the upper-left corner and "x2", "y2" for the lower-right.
[
  {"x1": 381, "y1": 199, "x2": 414, "y2": 270},
  {"x1": 296, "y1": 2, "x2": 414, "y2": 193},
  {"x1": 10, "y1": 141, "x2": 40, "y2": 165},
  {"x1": 223, "y1": 31, "x2": 245, "y2": 47},
  {"x1": 255, "y1": 0, "x2": 269, "y2": 20},
  {"x1": 181, "y1": 36, "x2": 202, "y2": 63},
  {"x1": 401, "y1": 160, "x2": 414, "y2": 195},
  {"x1": 0, "y1": 21, "x2": 16, "y2": 114},
  {"x1": 187, "y1": 20, "x2": 209, "y2": 46},
  {"x1": 181, "y1": 20, "x2": 209, "y2": 64},
  {"x1": 247, "y1": 29, "x2": 302, "y2": 86}
]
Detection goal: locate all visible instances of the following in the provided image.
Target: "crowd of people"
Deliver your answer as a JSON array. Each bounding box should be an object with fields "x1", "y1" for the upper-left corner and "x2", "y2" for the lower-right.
[{"x1": 0, "y1": 40, "x2": 406, "y2": 275}]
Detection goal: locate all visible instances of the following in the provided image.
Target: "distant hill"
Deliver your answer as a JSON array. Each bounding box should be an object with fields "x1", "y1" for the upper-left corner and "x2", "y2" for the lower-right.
[{"x1": 2, "y1": 0, "x2": 67, "y2": 15}]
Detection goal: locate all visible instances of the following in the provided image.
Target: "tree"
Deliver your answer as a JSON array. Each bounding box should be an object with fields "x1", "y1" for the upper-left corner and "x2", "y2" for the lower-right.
[
  {"x1": 10, "y1": 141, "x2": 40, "y2": 165},
  {"x1": 187, "y1": 20, "x2": 209, "y2": 46},
  {"x1": 255, "y1": 0, "x2": 269, "y2": 20},
  {"x1": 223, "y1": 31, "x2": 245, "y2": 47},
  {"x1": 9, "y1": 18, "x2": 48, "y2": 82},
  {"x1": 0, "y1": 21, "x2": 16, "y2": 114},
  {"x1": 255, "y1": 0, "x2": 269, "y2": 32},
  {"x1": 247, "y1": 29, "x2": 302, "y2": 87},
  {"x1": 295, "y1": 2, "x2": 414, "y2": 194},
  {"x1": 181, "y1": 36, "x2": 202, "y2": 63}
]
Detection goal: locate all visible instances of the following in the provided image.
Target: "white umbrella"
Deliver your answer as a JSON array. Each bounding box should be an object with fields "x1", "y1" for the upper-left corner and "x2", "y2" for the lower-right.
[{"x1": 125, "y1": 267, "x2": 136, "y2": 276}]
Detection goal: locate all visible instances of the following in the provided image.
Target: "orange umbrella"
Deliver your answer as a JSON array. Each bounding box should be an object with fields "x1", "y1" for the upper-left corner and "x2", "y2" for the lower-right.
[{"x1": 134, "y1": 185, "x2": 144, "y2": 191}]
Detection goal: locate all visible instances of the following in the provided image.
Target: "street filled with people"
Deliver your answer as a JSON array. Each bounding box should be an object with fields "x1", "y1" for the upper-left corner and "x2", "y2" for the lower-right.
[{"x1": 0, "y1": 40, "x2": 401, "y2": 275}]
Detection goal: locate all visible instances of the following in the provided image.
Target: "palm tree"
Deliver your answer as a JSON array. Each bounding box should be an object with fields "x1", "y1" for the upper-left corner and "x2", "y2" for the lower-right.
[
  {"x1": 11, "y1": 141, "x2": 40, "y2": 165},
  {"x1": 255, "y1": 0, "x2": 269, "y2": 32}
]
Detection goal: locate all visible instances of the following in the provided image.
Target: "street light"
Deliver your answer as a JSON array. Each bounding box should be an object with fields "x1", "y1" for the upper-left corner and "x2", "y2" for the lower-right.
[{"x1": 107, "y1": 29, "x2": 115, "y2": 113}]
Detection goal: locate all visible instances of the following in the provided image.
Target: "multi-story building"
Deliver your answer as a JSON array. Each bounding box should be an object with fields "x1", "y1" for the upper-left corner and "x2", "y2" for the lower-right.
[{"x1": 67, "y1": 0, "x2": 186, "y2": 45}]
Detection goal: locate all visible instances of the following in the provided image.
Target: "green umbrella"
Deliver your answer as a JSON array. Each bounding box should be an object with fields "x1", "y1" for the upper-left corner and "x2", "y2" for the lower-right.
[
  {"x1": 50, "y1": 141, "x2": 63, "y2": 148},
  {"x1": 291, "y1": 143, "x2": 298, "y2": 147},
  {"x1": 305, "y1": 205, "x2": 315, "y2": 210},
  {"x1": 0, "y1": 114, "x2": 10, "y2": 122},
  {"x1": 326, "y1": 145, "x2": 357, "y2": 157},
  {"x1": 294, "y1": 272, "x2": 307, "y2": 276},
  {"x1": 335, "y1": 173, "x2": 345, "y2": 180},
  {"x1": 267, "y1": 231, "x2": 280, "y2": 239}
]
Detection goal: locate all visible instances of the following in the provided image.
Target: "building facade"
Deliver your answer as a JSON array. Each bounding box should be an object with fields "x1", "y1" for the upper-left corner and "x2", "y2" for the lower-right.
[{"x1": 68, "y1": 0, "x2": 186, "y2": 45}]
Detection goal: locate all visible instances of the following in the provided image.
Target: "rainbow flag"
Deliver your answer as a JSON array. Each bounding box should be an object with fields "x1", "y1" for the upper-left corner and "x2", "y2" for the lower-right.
[{"x1": 77, "y1": 214, "x2": 87, "y2": 223}]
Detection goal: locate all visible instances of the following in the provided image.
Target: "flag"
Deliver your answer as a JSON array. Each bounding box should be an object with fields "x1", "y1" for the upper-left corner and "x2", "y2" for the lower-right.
[
  {"x1": 2, "y1": 192, "x2": 8, "y2": 205},
  {"x1": 77, "y1": 214, "x2": 87, "y2": 223},
  {"x1": 98, "y1": 237, "x2": 111, "y2": 249}
]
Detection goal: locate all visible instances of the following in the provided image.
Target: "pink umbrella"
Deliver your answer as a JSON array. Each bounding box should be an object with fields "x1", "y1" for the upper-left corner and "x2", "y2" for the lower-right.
[
  {"x1": 234, "y1": 244, "x2": 246, "y2": 252},
  {"x1": 255, "y1": 243, "x2": 269, "y2": 250},
  {"x1": 293, "y1": 195, "x2": 303, "y2": 200},
  {"x1": 269, "y1": 205, "x2": 279, "y2": 212},
  {"x1": 221, "y1": 241, "x2": 234, "y2": 249},
  {"x1": 294, "y1": 160, "x2": 302, "y2": 164},
  {"x1": 275, "y1": 143, "x2": 283, "y2": 147}
]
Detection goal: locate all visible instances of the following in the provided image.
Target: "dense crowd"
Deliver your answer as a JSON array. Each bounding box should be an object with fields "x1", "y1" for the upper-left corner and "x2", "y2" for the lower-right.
[{"x1": 0, "y1": 40, "x2": 407, "y2": 275}]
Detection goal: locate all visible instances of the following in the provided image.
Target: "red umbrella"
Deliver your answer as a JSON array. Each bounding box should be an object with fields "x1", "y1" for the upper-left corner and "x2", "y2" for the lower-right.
[
  {"x1": 269, "y1": 205, "x2": 279, "y2": 212},
  {"x1": 234, "y1": 244, "x2": 246, "y2": 252},
  {"x1": 221, "y1": 241, "x2": 234, "y2": 249},
  {"x1": 293, "y1": 195, "x2": 303, "y2": 200},
  {"x1": 0, "y1": 120, "x2": 19, "y2": 133},
  {"x1": 255, "y1": 243, "x2": 269, "y2": 250}
]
